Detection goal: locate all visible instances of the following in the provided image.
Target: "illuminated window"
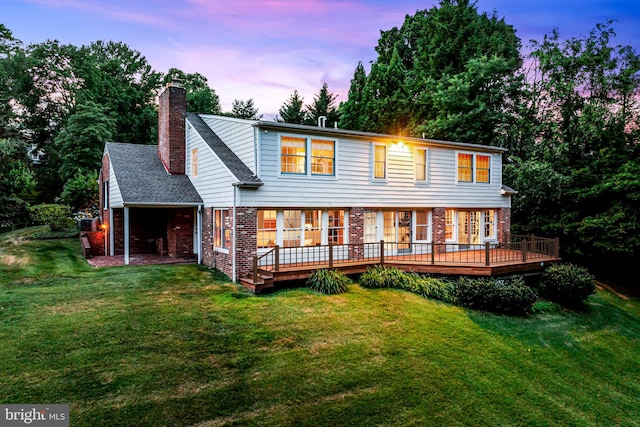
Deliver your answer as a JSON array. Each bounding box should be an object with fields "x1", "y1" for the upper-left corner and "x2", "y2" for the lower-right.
[
  {"x1": 281, "y1": 136, "x2": 306, "y2": 174},
  {"x1": 191, "y1": 148, "x2": 198, "y2": 177},
  {"x1": 311, "y1": 139, "x2": 335, "y2": 175},
  {"x1": 457, "y1": 153, "x2": 473, "y2": 182},
  {"x1": 328, "y1": 210, "x2": 344, "y2": 244},
  {"x1": 374, "y1": 144, "x2": 386, "y2": 179},
  {"x1": 415, "y1": 210, "x2": 431, "y2": 241},
  {"x1": 458, "y1": 152, "x2": 491, "y2": 183},
  {"x1": 445, "y1": 209, "x2": 455, "y2": 241},
  {"x1": 283, "y1": 210, "x2": 302, "y2": 247},
  {"x1": 304, "y1": 210, "x2": 322, "y2": 245},
  {"x1": 257, "y1": 210, "x2": 277, "y2": 248},
  {"x1": 415, "y1": 148, "x2": 427, "y2": 182},
  {"x1": 476, "y1": 155, "x2": 490, "y2": 183},
  {"x1": 364, "y1": 210, "x2": 378, "y2": 243},
  {"x1": 214, "y1": 209, "x2": 231, "y2": 249},
  {"x1": 484, "y1": 210, "x2": 495, "y2": 239}
]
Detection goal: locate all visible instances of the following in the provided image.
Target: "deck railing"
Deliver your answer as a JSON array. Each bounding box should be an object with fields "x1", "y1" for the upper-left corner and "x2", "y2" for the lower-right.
[{"x1": 252, "y1": 235, "x2": 559, "y2": 277}]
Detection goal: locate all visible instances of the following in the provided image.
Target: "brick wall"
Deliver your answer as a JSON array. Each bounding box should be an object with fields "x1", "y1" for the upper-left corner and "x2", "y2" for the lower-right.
[
  {"x1": 99, "y1": 153, "x2": 111, "y2": 255},
  {"x1": 236, "y1": 207, "x2": 257, "y2": 279},
  {"x1": 349, "y1": 207, "x2": 364, "y2": 260},
  {"x1": 498, "y1": 207, "x2": 511, "y2": 243},
  {"x1": 432, "y1": 207, "x2": 446, "y2": 250},
  {"x1": 202, "y1": 208, "x2": 214, "y2": 265},
  {"x1": 113, "y1": 208, "x2": 124, "y2": 255},
  {"x1": 158, "y1": 84, "x2": 186, "y2": 175},
  {"x1": 167, "y1": 208, "x2": 195, "y2": 258},
  {"x1": 85, "y1": 231, "x2": 106, "y2": 257}
]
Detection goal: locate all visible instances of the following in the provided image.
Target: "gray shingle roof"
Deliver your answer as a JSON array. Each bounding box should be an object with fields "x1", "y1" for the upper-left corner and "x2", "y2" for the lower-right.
[
  {"x1": 106, "y1": 142, "x2": 203, "y2": 205},
  {"x1": 186, "y1": 113, "x2": 263, "y2": 187}
]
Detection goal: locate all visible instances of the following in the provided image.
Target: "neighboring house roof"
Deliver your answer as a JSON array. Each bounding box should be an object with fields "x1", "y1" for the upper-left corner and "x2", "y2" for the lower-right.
[
  {"x1": 253, "y1": 120, "x2": 509, "y2": 154},
  {"x1": 186, "y1": 113, "x2": 263, "y2": 187},
  {"x1": 106, "y1": 142, "x2": 203, "y2": 206}
]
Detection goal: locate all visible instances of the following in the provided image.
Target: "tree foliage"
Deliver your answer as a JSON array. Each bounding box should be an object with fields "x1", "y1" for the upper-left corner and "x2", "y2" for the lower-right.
[
  {"x1": 162, "y1": 68, "x2": 221, "y2": 114},
  {"x1": 304, "y1": 83, "x2": 339, "y2": 126},
  {"x1": 228, "y1": 98, "x2": 262, "y2": 120},
  {"x1": 277, "y1": 90, "x2": 307, "y2": 124}
]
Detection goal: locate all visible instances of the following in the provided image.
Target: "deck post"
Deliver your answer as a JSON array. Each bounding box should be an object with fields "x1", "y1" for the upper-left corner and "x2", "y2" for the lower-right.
[
  {"x1": 275, "y1": 245, "x2": 280, "y2": 272},
  {"x1": 380, "y1": 240, "x2": 385, "y2": 265},
  {"x1": 485, "y1": 242, "x2": 490, "y2": 266},
  {"x1": 521, "y1": 239, "x2": 527, "y2": 262},
  {"x1": 329, "y1": 242, "x2": 334, "y2": 268},
  {"x1": 253, "y1": 257, "x2": 258, "y2": 280},
  {"x1": 431, "y1": 241, "x2": 435, "y2": 265},
  {"x1": 554, "y1": 238, "x2": 560, "y2": 258}
]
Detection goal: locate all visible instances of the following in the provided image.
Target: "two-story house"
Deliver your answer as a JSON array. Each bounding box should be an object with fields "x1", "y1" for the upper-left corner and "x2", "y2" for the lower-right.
[{"x1": 100, "y1": 82, "x2": 554, "y2": 290}]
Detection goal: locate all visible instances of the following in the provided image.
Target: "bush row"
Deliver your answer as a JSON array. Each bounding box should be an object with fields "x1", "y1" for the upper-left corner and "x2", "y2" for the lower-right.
[{"x1": 307, "y1": 263, "x2": 596, "y2": 315}]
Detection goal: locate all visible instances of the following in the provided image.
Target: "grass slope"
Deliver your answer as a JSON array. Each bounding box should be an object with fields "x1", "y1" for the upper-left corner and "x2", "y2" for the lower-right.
[{"x1": 1, "y1": 228, "x2": 639, "y2": 426}]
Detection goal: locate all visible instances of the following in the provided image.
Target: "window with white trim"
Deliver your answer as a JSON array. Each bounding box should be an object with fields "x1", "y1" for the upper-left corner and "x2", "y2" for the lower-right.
[
  {"x1": 373, "y1": 144, "x2": 386, "y2": 180},
  {"x1": 283, "y1": 210, "x2": 302, "y2": 247},
  {"x1": 457, "y1": 152, "x2": 491, "y2": 183},
  {"x1": 328, "y1": 210, "x2": 345, "y2": 244},
  {"x1": 214, "y1": 209, "x2": 231, "y2": 249},
  {"x1": 102, "y1": 181, "x2": 109, "y2": 210},
  {"x1": 304, "y1": 210, "x2": 322, "y2": 245},
  {"x1": 415, "y1": 210, "x2": 431, "y2": 242},
  {"x1": 364, "y1": 210, "x2": 378, "y2": 243},
  {"x1": 445, "y1": 209, "x2": 455, "y2": 241},
  {"x1": 415, "y1": 148, "x2": 428, "y2": 182},
  {"x1": 257, "y1": 210, "x2": 277, "y2": 248},
  {"x1": 280, "y1": 135, "x2": 335, "y2": 176},
  {"x1": 191, "y1": 148, "x2": 198, "y2": 177},
  {"x1": 484, "y1": 209, "x2": 496, "y2": 239}
]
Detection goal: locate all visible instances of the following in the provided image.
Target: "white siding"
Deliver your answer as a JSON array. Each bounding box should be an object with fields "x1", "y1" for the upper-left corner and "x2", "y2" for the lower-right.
[
  {"x1": 186, "y1": 122, "x2": 236, "y2": 207},
  {"x1": 240, "y1": 131, "x2": 508, "y2": 209},
  {"x1": 199, "y1": 115, "x2": 256, "y2": 171},
  {"x1": 109, "y1": 160, "x2": 124, "y2": 208}
]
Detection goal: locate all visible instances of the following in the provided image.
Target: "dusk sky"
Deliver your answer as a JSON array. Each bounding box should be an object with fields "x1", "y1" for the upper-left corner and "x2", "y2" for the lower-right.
[{"x1": 2, "y1": 0, "x2": 639, "y2": 118}]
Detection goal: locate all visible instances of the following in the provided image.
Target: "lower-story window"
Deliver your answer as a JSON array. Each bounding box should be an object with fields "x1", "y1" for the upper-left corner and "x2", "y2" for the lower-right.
[
  {"x1": 257, "y1": 209, "x2": 348, "y2": 248},
  {"x1": 257, "y1": 210, "x2": 277, "y2": 248},
  {"x1": 214, "y1": 209, "x2": 232, "y2": 249},
  {"x1": 328, "y1": 210, "x2": 344, "y2": 244}
]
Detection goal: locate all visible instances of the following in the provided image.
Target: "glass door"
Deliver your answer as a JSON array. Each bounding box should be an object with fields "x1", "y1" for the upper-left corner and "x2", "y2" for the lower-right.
[
  {"x1": 397, "y1": 211, "x2": 412, "y2": 253},
  {"x1": 457, "y1": 211, "x2": 481, "y2": 248}
]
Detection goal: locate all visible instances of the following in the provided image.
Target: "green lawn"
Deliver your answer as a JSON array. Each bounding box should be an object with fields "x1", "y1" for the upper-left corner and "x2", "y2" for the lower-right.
[{"x1": 1, "y1": 228, "x2": 639, "y2": 426}]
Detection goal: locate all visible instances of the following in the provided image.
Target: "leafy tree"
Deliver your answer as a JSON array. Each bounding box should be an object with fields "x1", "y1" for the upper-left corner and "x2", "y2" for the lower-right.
[
  {"x1": 277, "y1": 90, "x2": 307, "y2": 124},
  {"x1": 60, "y1": 171, "x2": 99, "y2": 211},
  {"x1": 228, "y1": 98, "x2": 262, "y2": 120},
  {"x1": 162, "y1": 68, "x2": 221, "y2": 114},
  {"x1": 0, "y1": 138, "x2": 35, "y2": 230},
  {"x1": 54, "y1": 101, "x2": 115, "y2": 182},
  {"x1": 0, "y1": 24, "x2": 22, "y2": 140},
  {"x1": 304, "y1": 82, "x2": 339, "y2": 127}
]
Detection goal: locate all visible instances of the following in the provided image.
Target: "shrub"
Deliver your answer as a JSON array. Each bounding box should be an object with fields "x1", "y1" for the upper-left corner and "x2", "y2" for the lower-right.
[
  {"x1": 28, "y1": 204, "x2": 74, "y2": 231},
  {"x1": 359, "y1": 266, "x2": 456, "y2": 303},
  {"x1": 307, "y1": 269, "x2": 351, "y2": 294},
  {"x1": 453, "y1": 276, "x2": 538, "y2": 315},
  {"x1": 541, "y1": 264, "x2": 596, "y2": 305},
  {"x1": 61, "y1": 171, "x2": 99, "y2": 210}
]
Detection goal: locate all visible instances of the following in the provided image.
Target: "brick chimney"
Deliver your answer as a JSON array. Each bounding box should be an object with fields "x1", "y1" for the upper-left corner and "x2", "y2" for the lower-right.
[{"x1": 158, "y1": 80, "x2": 186, "y2": 174}]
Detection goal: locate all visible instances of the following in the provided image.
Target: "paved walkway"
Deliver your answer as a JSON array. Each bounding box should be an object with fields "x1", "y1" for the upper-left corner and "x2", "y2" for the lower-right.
[{"x1": 87, "y1": 254, "x2": 197, "y2": 268}]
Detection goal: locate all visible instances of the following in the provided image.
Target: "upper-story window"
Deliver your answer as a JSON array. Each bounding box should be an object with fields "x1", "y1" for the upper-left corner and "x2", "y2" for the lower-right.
[
  {"x1": 373, "y1": 144, "x2": 386, "y2": 180},
  {"x1": 191, "y1": 148, "x2": 198, "y2": 177},
  {"x1": 457, "y1": 152, "x2": 491, "y2": 183},
  {"x1": 415, "y1": 148, "x2": 428, "y2": 182},
  {"x1": 280, "y1": 135, "x2": 336, "y2": 176}
]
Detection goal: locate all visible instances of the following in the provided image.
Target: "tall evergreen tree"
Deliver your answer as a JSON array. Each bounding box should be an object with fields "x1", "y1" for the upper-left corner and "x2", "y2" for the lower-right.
[
  {"x1": 304, "y1": 83, "x2": 339, "y2": 126},
  {"x1": 277, "y1": 90, "x2": 307, "y2": 124},
  {"x1": 229, "y1": 98, "x2": 262, "y2": 120},
  {"x1": 339, "y1": 61, "x2": 368, "y2": 130}
]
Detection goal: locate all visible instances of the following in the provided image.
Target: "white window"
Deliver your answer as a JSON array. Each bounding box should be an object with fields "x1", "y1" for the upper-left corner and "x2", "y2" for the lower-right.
[
  {"x1": 415, "y1": 210, "x2": 432, "y2": 242},
  {"x1": 364, "y1": 210, "x2": 378, "y2": 243},
  {"x1": 484, "y1": 209, "x2": 496, "y2": 240},
  {"x1": 102, "y1": 181, "x2": 109, "y2": 210},
  {"x1": 415, "y1": 148, "x2": 428, "y2": 182},
  {"x1": 214, "y1": 209, "x2": 232, "y2": 249},
  {"x1": 328, "y1": 210, "x2": 345, "y2": 244},
  {"x1": 191, "y1": 148, "x2": 198, "y2": 177},
  {"x1": 257, "y1": 210, "x2": 277, "y2": 248},
  {"x1": 283, "y1": 210, "x2": 302, "y2": 247},
  {"x1": 457, "y1": 152, "x2": 491, "y2": 183},
  {"x1": 445, "y1": 209, "x2": 456, "y2": 241},
  {"x1": 280, "y1": 135, "x2": 336, "y2": 176},
  {"x1": 373, "y1": 144, "x2": 387, "y2": 180}
]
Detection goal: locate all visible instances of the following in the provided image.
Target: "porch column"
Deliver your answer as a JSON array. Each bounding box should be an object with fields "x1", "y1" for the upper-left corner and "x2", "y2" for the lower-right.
[
  {"x1": 124, "y1": 206, "x2": 130, "y2": 265},
  {"x1": 109, "y1": 208, "x2": 114, "y2": 256}
]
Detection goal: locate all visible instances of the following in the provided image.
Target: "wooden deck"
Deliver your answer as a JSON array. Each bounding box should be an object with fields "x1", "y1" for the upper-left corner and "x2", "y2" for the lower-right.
[{"x1": 242, "y1": 236, "x2": 561, "y2": 293}]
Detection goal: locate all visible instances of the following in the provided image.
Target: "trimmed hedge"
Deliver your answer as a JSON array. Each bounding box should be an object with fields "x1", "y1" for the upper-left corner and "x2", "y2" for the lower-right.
[
  {"x1": 28, "y1": 204, "x2": 74, "y2": 232},
  {"x1": 541, "y1": 263, "x2": 596, "y2": 305},
  {"x1": 307, "y1": 269, "x2": 351, "y2": 294},
  {"x1": 453, "y1": 276, "x2": 538, "y2": 315}
]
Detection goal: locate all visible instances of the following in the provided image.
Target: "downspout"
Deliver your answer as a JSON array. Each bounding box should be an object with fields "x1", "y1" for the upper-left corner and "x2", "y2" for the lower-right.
[
  {"x1": 109, "y1": 208, "x2": 114, "y2": 256},
  {"x1": 232, "y1": 184, "x2": 238, "y2": 282},
  {"x1": 197, "y1": 205, "x2": 202, "y2": 264}
]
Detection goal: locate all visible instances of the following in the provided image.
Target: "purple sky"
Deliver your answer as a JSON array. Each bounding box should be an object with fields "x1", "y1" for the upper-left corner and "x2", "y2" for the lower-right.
[{"x1": 2, "y1": 0, "x2": 639, "y2": 118}]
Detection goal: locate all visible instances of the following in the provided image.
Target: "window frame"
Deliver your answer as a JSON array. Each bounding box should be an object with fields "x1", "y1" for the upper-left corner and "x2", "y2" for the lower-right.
[
  {"x1": 214, "y1": 209, "x2": 232, "y2": 251},
  {"x1": 279, "y1": 134, "x2": 337, "y2": 177},
  {"x1": 414, "y1": 210, "x2": 432, "y2": 242},
  {"x1": 190, "y1": 148, "x2": 198, "y2": 178},
  {"x1": 102, "y1": 180, "x2": 109, "y2": 210},
  {"x1": 414, "y1": 147, "x2": 428, "y2": 183},
  {"x1": 372, "y1": 143, "x2": 387, "y2": 181},
  {"x1": 456, "y1": 151, "x2": 492, "y2": 184}
]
